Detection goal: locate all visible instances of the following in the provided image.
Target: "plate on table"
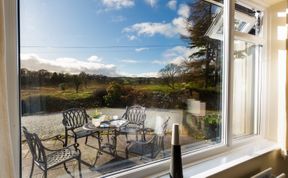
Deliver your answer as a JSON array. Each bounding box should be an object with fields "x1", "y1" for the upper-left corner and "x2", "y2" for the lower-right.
[
  {"x1": 100, "y1": 121, "x2": 110, "y2": 128},
  {"x1": 110, "y1": 119, "x2": 127, "y2": 127}
]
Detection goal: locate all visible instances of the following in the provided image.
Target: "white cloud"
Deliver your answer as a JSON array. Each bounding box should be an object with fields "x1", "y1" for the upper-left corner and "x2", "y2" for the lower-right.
[
  {"x1": 55, "y1": 57, "x2": 77, "y2": 63},
  {"x1": 144, "y1": 0, "x2": 158, "y2": 8},
  {"x1": 124, "y1": 22, "x2": 176, "y2": 37},
  {"x1": 127, "y1": 35, "x2": 137, "y2": 41},
  {"x1": 151, "y1": 45, "x2": 194, "y2": 65},
  {"x1": 21, "y1": 53, "x2": 119, "y2": 76},
  {"x1": 121, "y1": 59, "x2": 139, "y2": 63},
  {"x1": 170, "y1": 56, "x2": 186, "y2": 65},
  {"x1": 123, "y1": 3, "x2": 192, "y2": 39},
  {"x1": 87, "y1": 55, "x2": 102, "y2": 62},
  {"x1": 139, "y1": 72, "x2": 159, "y2": 77},
  {"x1": 119, "y1": 71, "x2": 159, "y2": 77},
  {"x1": 111, "y1": 15, "x2": 126, "y2": 22},
  {"x1": 163, "y1": 46, "x2": 200, "y2": 65},
  {"x1": 178, "y1": 4, "x2": 190, "y2": 18},
  {"x1": 167, "y1": 0, "x2": 177, "y2": 10},
  {"x1": 152, "y1": 60, "x2": 166, "y2": 65},
  {"x1": 172, "y1": 17, "x2": 190, "y2": 37},
  {"x1": 101, "y1": 0, "x2": 134, "y2": 10},
  {"x1": 164, "y1": 46, "x2": 191, "y2": 58},
  {"x1": 135, "y1": 48, "x2": 149, "y2": 52}
]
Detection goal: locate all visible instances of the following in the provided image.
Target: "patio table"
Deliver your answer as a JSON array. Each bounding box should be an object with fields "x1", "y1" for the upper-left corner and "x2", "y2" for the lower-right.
[{"x1": 83, "y1": 118, "x2": 128, "y2": 166}]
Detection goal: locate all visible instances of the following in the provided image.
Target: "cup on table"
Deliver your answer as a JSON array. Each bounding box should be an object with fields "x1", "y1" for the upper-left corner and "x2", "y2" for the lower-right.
[
  {"x1": 92, "y1": 119, "x2": 101, "y2": 127},
  {"x1": 112, "y1": 115, "x2": 119, "y2": 120}
]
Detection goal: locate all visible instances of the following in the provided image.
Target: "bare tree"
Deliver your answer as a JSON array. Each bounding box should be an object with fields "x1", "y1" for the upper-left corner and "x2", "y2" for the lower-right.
[
  {"x1": 73, "y1": 75, "x2": 82, "y2": 93},
  {"x1": 159, "y1": 64, "x2": 182, "y2": 89},
  {"x1": 79, "y1": 72, "x2": 88, "y2": 88}
]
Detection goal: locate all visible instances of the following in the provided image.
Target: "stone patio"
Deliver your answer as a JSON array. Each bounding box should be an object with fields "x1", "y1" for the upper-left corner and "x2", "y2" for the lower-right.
[
  {"x1": 21, "y1": 108, "x2": 213, "y2": 177},
  {"x1": 22, "y1": 133, "x2": 174, "y2": 178}
]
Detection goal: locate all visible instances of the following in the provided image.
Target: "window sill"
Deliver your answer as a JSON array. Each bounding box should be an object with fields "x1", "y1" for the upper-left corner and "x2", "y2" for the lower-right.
[
  {"x1": 108, "y1": 138, "x2": 278, "y2": 178},
  {"x1": 154, "y1": 138, "x2": 278, "y2": 178}
]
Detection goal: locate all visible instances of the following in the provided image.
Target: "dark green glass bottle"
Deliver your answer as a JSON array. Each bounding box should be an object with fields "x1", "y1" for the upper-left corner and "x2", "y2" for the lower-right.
[{"x1": 169, "y1": 124, "x2": 183, "y2": 178}]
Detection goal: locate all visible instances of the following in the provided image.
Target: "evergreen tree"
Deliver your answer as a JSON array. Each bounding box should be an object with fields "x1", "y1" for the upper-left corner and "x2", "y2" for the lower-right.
[{"x1": 184, "y1": 0, "x2": 223, "y2": 88}]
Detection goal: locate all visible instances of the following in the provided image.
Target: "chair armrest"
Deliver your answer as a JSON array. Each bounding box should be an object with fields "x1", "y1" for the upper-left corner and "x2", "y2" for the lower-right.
[
  {"x1": 86, "y1": 113, "x2": 93, "y2": 121},
  {"x1": 127, "y1": 135, "x2": 156, "y2": 145},
  {"x1": 44, "y1": 143, "x2": 79, "y2": 152},
  {"x1": 120, "y1": 121, "x2": 129, "y2": 129}
]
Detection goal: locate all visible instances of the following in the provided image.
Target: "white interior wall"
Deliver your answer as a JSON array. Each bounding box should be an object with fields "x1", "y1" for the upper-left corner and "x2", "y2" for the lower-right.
[
  {"x1": 3, "y1": 0, "x2": 19, "y2": 176},
  {"x1": 262, "y1": 0, "x2": 287, "y2": 141}
]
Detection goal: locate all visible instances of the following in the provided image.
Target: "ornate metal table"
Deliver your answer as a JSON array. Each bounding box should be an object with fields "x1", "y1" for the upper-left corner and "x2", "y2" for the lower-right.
[{"x1": 83, "y1": 118, "x2": 128, "y2": 166}]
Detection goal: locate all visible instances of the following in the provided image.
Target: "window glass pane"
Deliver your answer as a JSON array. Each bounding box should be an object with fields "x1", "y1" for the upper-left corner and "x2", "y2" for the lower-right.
[
  {"x1": 232, "y1": 40, "x2": 259, "y2": 137},
  {"x1": 204, "y1": 3, "x2": 264, "y2": 40},
  {"x1": 234, "y1": 4, "x2": 263, "y2": 36},
  {"x1": 20, "y1": 0, "x2": 224, "y2": 176}
]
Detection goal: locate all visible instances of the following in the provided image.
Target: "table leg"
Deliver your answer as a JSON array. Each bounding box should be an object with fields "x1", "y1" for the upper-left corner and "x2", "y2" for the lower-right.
[{"x1": 92, "y1": 131, "x2": 103, "y2": 167}]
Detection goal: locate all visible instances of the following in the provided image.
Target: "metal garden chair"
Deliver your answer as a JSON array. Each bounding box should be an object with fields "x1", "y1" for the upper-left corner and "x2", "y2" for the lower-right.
[
  {"x1": 22, "y1": 127, "x2": 82, "y2": 178},
  {"x1": 62, "y1": 108, "x2": 99, "y2": 147},
  {"x1": 119, "y1": 105, "x2": 146, "y2": 141},
  {"x1": 125, "y1": 117, "x2": 170, "y2": 159}
]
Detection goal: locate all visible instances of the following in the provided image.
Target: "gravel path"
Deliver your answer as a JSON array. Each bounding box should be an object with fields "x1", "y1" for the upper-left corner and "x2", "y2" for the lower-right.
[{"x1": 21, "y1": 108, "x2": 184, "y2": 139}]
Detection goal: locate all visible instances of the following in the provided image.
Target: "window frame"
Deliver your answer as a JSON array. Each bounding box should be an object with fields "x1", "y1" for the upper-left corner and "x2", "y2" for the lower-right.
[
  {"x1": 2, "y1": 0, "x2": 268, "y2": 177},
  {"x1": 106, "y1": 0, "x2": 237, "y2": 176},
  {"x1": 233, "y1": 2, "x2": 265, "y2": 137}
]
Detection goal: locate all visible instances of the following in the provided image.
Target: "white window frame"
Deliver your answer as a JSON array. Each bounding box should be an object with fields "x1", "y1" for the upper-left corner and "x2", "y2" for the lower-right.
[
  {"x1": 3, "y1": 0, "x2": 270, "y2": 177},
  {"x1": 233, "y1": 1, "x2": 266, "y2": 139}
]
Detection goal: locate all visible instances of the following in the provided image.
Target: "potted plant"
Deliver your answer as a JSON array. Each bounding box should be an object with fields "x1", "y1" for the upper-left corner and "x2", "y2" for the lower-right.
[
  {"x1": 204, "y1": 113, "x2": 221, "y2": 141},
  {"x1": 92, "y1": 109, "x2": 102, "y2": 126}
]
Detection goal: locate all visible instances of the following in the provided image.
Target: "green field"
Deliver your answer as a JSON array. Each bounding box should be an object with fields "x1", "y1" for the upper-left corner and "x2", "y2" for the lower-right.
[{"x1": 21, "y1": 83, "x2": 172, "y2": 100}]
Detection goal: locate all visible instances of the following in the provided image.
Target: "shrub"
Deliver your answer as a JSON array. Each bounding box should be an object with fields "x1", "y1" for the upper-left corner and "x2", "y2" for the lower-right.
[
  {"x1": 92, "y1": 87, "x2": 107, "y2": 98},
  {"x1": 58, "y1": 83, "x2": 66, "y2": 91},
  {"x1": 204, "y1": 113, "x2": 220, "y2": 126},
  {"x1": 103, "y1": 82, "x2": 122, "y2": 107},
  {"x1": 204, "y1": 113, "x2": 221, "y2": 141},
  {"x1": 21, "y1": 95, "x2": 69, "y2": 115},
  {"x1": 92, "y1": 87, "x2": 107, "y2": 106}
]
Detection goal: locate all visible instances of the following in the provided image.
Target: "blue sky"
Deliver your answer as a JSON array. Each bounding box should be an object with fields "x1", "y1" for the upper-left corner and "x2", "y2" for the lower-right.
[{"x1": 20, "y1": 0, "x2": 194, "y2": 77}]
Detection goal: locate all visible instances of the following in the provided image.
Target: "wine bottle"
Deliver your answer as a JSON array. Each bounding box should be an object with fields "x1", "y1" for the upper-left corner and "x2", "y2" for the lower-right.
[{"x1": 169, "y1": 123, "x2": 183, "y2": 178}]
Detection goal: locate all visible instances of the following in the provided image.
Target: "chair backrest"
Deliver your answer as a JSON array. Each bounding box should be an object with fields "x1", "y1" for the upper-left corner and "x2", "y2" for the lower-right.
[
  {"x1": 123, "y1": 105, "x2": 146, "y2": 126},
  {"x1": 161, "y1": 117, "x2": 170, "y2": 136},
  {"x1": 150, "y1": 135, "x2": 164, "y2": 158},
  {"x1": 150, "y1": 118, "x2": 170, "y2": 158},
  {"x1": 22, "y1": 127, "x2": 47, "y2": 166},
  {"x1": 62, "y1": 108, "x2": 89, "y2": 130}
]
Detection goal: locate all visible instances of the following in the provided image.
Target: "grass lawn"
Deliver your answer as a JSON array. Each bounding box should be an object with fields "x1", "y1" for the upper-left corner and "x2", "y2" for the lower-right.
[
  {"x1": 134, "y1": 84, "x2": 173, "y2": 93},
  {"x1": 21, "y1": 83, "x2": 173, "y2": 100}
]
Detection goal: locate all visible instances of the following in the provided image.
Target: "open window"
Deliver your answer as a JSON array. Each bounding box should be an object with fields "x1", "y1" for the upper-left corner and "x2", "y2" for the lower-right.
[
  {"x1": 206, "y1": 3, "x2": 263, "y2": 40},
  {"x1": 19, "y1": 0, "x2": 264, "y2": 177}
]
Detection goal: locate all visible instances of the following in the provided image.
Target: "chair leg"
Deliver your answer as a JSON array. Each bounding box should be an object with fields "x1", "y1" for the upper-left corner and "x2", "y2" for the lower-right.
[
  {"x1": 143, "y1": 131, "x2": 146, "y2": 141},
  {"x1": 125, "y1": 148, "x2": 129, "y2": 159},
  {"x1": 85, "y1": 136, "x2": 88, "y2": 145},
  {"x1": 78, "y1": 157, "x2": 82, "y2": 178},
  {"x1": 74, "y1": 137, "x2": 77, "y2": 144},
  {"x1": 29, "y1": 161, "x2": 34, "y2": 178},
  {"x1": 43, "y1": 170, "x2": 47, "y2": 178},
  {"x1": 63, "y1": 162, "x2": 72, "y2": 175},
  {"x1": 64, "y1": 131, "x2": 68, "y2": 147},
  {"x1": 162, "y1": 141, "x2": 165, "y2": 158},
  {"x1": 107, "y1": 130, "x2": 110, "y2": 143}
]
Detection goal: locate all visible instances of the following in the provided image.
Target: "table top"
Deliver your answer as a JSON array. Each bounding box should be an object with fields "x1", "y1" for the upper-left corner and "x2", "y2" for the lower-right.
[{"x1": 83, "y1": 119, "x2": 128, "y2": 131}]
